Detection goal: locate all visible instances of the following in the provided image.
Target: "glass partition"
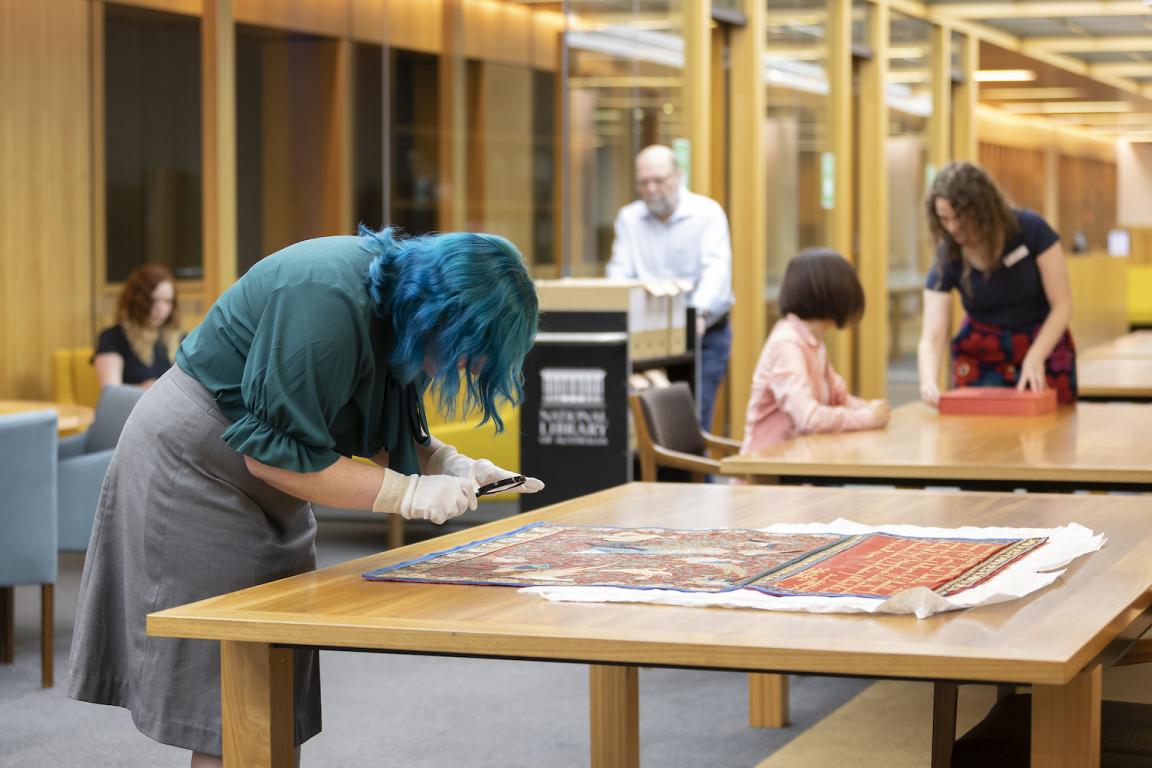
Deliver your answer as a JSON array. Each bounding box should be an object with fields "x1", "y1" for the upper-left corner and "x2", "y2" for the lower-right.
[
  {"x1": 565, "y1": 0, "x2": 686, "y2": 277},
  {"x1": 235, "y1": 25, "x2": 344, "y2": 274},
  {"x1": 104, "y1": 5, "x2": 202, "y2": 282},
  {"x1": 763, "y1": 1, "x2": 833, "y2": 308}
]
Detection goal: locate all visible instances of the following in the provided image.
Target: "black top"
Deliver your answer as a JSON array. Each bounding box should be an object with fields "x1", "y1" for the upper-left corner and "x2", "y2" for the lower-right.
[
  {"x1": 925, "y1": 209, "x2": 1061, "y2": 329},
  {"x1": 94, "y1": 324, "x2": 174, "y2": 385}
]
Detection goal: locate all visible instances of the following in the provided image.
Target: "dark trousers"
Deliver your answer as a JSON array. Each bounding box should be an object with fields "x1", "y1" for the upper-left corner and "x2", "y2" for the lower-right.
[{"x1": 699, "y1": 318, "x2": 732, "y2": 432}]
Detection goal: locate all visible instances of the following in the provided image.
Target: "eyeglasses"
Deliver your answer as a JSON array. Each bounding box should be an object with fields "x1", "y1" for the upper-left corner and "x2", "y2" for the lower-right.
[{"x1": 636, "y1": 173, "x2": 675, "y2": 190}]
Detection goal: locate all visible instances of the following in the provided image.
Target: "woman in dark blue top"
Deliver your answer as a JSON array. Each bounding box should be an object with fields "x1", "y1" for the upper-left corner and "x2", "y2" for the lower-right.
[{"x1": 918, "y1": 162, "x2": 1076, "y2": 404}]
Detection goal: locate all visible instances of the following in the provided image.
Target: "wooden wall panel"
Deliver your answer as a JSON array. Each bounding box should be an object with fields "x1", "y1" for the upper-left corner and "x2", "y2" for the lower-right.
[
  {"x1": 1058, "y1": 155, "x2": 1117, "y2": 253},
  {"x1": 105, "y1": 0, "x2": 203, "y2": 15},
  {"x1": 0, "y1": 0, "x2": 94, "y2": 398},
  {"x1": 234, "y1": 0, "x2": 351, "y2": 37},
  {"x1": 351, "y1": 0, "x2": 386, "y2": 44},
  {"x1": 462, "y1": 0, "x2": 532, "y2": 66},
  {"x1": 979, "y1": 143, "x2": 1046, "y2": 214},
  {"x1": 385, "y1": 0, "x2": 442, "y2": 54}
]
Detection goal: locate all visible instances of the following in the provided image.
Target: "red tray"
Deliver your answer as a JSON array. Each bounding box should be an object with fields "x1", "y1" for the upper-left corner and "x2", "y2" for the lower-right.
[{"x1": 938, "y1": 386, "x2": 1057, "y2": 416}]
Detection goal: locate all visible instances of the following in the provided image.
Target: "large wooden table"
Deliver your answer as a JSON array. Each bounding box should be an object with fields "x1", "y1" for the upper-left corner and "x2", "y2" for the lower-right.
[
  {"x1": 148, "y1": 483, "x2": 1152, "y2": 767},
  {"x1": 0, "y1": 399, "x2": 93, "y2": 435},
  {"x1": 1078, "y1": 357, "x2": 1152, "y2": 401},
  {"x1": 1081, "y1": 331, "x2": 1152, "y2": 359},
  {"x1": 721, "y1": 401, "x2": 1152, "y2": 491},
  {"x1": 1078, "y1": 332, "x2": 1152, "y2": 401}
]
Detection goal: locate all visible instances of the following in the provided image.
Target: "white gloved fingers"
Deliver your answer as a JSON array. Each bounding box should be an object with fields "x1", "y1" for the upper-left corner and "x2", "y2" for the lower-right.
[
  {"x1": 470, "y1": 458, "x2": 506, "y2": 485},
  {"x1": 405, "y1": 474, "x2": 477, "y2": 524},
  {"x1": 516, "y1": 476, "x2": 545, "y2": 493}
]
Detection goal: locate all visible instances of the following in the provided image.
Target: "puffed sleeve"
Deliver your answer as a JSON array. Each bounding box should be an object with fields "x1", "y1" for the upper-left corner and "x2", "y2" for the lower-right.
[{"x1": 220, "y1": 281, "x2": 367, "y2": 473}]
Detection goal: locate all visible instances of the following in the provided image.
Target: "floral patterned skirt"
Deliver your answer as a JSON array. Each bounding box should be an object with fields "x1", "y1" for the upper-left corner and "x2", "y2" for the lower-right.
[{"x1": 951, "y1": 317, "x2": 1078, "y2": 404}]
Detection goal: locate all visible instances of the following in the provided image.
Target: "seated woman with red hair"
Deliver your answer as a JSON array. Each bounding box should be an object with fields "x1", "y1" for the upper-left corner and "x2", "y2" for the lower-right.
[{"x1": 93, "y1": 263, "x2": 180, "y2": 388}]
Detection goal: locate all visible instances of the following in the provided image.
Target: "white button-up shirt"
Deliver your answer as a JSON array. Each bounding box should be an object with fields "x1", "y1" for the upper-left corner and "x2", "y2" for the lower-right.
[{"x1": 606, "y1": 189, "x2": 735, "y2": 325}]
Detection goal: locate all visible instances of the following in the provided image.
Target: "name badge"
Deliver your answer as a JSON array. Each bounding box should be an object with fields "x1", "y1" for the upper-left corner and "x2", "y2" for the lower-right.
[{"x1": 1003, "y1": 245, "x2": 1029, "y2": 268}]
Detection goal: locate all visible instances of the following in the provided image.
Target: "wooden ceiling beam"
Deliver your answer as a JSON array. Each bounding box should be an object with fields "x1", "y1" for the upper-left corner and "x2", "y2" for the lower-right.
[
  {"x1": 1024, "y1": 36, "x2": 1152, "y2": 53},
  {"x1": 930, "y1": 2, "x2": 1152, "y2": 21}
]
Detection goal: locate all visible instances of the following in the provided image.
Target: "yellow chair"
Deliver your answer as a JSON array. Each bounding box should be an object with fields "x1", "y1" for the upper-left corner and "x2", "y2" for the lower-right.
[
  {"x1": 1130, "y1": 264, "x2": 1152, "y2": 328},
  {"x1": 52, "y1": 348, "x2": 101, "y2": 408}
]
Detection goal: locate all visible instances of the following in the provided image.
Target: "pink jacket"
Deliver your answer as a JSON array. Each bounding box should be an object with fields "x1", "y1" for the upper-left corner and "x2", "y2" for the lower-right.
[{"x1": 741, "y1": 314, "x2": 878, "y2": 453}]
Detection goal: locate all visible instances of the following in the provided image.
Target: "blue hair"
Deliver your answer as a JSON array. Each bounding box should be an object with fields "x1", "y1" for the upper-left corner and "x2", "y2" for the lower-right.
[{"x1": 361, "y1": 226, "x2": 538, "y2": 432}]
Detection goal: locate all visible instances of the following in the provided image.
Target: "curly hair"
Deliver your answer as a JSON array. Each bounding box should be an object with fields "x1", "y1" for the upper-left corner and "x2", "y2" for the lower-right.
[
  {"x1": 361, "y1": 226, "x2": 539, "y2": 432},
  {"x1": 926, "y1": 162, "x2": 1018, "y2": 295},
  {"x1": 116, "y1": 263, "x2": 179, "y2": 330}
]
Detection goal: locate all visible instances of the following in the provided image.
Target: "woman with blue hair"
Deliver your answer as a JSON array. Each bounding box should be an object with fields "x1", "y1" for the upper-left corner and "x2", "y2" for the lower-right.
[{"x1": 68, "y1": 227, "x2": 541, "y2": 766}]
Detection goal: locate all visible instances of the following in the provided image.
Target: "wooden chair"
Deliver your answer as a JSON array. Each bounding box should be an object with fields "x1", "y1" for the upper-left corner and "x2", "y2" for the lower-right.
[
  {"x1": 931, "y1": 633, "x2": 1152, "y2": 767},
  {"x1": 629, "y1": 382, "x2": 740, "y2": 482}
]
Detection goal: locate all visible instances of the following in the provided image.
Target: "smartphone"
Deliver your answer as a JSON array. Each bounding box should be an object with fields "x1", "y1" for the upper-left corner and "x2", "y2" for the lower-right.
[{"x1": 476, "y1": 475, "x2": 526, "y2": 497}]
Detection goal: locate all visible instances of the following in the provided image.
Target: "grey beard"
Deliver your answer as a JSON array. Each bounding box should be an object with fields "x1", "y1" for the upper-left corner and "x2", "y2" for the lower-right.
[{"x1": 645, "y1": 197, "x2": 675, "y2": 219}]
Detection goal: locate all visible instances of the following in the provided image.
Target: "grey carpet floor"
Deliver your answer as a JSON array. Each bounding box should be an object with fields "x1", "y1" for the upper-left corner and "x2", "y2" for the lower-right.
[{"x1": 0, "y1": 512, "x2": 871, "y2": 767}]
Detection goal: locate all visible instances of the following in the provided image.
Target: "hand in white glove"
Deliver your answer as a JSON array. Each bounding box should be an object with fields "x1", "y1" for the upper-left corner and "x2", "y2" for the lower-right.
[
  {"x1": 373, "y1": 469, "x2": 478, "y2": 525},
  {"x1": 427, "y1": 445, "x2": 544, "y2": 493},
  {"x1": 401, "y1": 473, "x2": 478, "y2": 524}
]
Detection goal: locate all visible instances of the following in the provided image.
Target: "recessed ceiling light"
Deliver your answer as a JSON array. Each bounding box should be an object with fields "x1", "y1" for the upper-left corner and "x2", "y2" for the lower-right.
[{"x1": 974, "y1": 69, "x2": 1037, "y2": 82}]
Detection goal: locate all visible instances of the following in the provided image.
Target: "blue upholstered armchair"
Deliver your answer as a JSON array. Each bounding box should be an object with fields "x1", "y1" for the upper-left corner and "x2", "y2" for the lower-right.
[
  {"x1": 0, "y1": 411, "x2": 58, "y2": 687},
  {"x1": 58, "y1": 385, "x2": 144, "y2": 552}
]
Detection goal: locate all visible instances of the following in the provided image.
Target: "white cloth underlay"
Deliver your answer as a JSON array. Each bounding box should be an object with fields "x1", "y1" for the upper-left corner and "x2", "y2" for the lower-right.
[{"x1": 520, "y1": 518, "x2": 1104, "y2": 619}]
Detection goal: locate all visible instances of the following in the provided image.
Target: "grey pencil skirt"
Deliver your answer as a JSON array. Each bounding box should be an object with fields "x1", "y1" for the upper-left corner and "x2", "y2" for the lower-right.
[{"x1": 68, "y1": 364, "x2": 322, "y2": 755}]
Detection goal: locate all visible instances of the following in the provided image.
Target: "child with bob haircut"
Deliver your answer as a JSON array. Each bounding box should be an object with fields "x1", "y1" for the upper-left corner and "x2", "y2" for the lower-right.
[{"x1": 741, "y1": 247, "x2": 890, "y2": 453}]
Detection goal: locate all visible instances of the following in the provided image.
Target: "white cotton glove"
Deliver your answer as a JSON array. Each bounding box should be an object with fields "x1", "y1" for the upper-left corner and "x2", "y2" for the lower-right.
[
  {"x1": 426, "y1": 445, "x2": 545, "y2": 494},
  {"x1": 372, "y1": 468, "x2": 477, "y2": 524}
]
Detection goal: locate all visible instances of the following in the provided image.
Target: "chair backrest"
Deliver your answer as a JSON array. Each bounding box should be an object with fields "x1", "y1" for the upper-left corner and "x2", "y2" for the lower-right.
[
  {"x1": 87, "y1": 385, "x2": 146, "y2": 453},
  {"x1": 52, "y1": 347, "x2": 100, "y2": 408},
  {"x1": 0, "y1": 412, "x2": 58, "y2": 586},
  {"x1": 636, "y1": 382, "x2": 705, "y2": 456}
]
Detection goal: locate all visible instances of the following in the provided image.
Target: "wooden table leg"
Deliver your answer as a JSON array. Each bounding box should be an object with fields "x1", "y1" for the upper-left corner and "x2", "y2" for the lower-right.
[
  {"x1": 589, "y1": 665, "x2": 639, "y2": 768},
  {"x1": 1031, "y1": 664, "x2": 1101, "y2": 768},
  {"x1": 749, "y1": 673, "x2": 789, "y2": 728},
  {"x1": 220, "y1": 641, "x2": 295, "y2": 768},
  {"x1": 388, "y1": 515, "x2": 405, "y2": 550},
  {"x1": 1, "y1": 586, "x2": 13, "y2": 664}
]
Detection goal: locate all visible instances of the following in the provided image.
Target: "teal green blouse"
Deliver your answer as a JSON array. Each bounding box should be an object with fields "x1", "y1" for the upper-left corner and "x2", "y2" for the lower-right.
[{"x1": 176, "y1": 236, "x2": 429, "y2": 474}]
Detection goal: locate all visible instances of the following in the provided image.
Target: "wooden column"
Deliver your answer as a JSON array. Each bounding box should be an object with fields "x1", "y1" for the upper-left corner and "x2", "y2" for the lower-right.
[
  {"x1": 202, "y1": 0, "x2": 237, "y2": 301},
  {"x1": 827, "y1": 0, "x2": 856, "y2": 388},
  {"x1": 726, "y1": 0, "x2": 765, "y2": 438},
  {"x1": 856, "y1": 0, "x2": 890, "y2": 399},
  {"x1": 684, "y1": 0, "x2": 711, "y2": 194},
  {"x1": 952, "y1": 32, "x2": 978, "y2": 163},
  {"x1": 438, "y1": 0, "x2": 467, "y2": 231},
  {"x1": 329, "y1": 39, "x2": 355, "y2": 233},
  {"x1": 928, "y1": 25, "x2": 952, "y2": 276},
  {"x1": 929, "y1": 25, "x2": 952, "y2": 172}
]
